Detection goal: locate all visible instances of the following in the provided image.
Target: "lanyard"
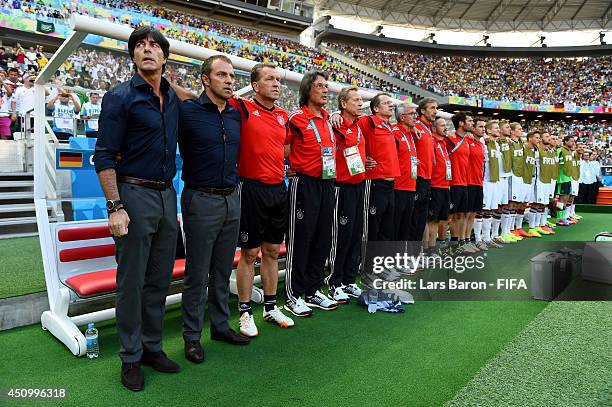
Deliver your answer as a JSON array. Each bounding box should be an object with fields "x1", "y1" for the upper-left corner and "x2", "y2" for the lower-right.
[
  {"x1": 450, "y1": 137, "x2": 465, "y2": 154},
  {"x1": 416, "y1": 118, "x2": 430, "y2": 132},
  {"x1": 310, "y1": 118, "x2": 334, "y2": 145},
  {"x1": 433, "y1": 140, "x2": 449, "y2": 166},
  {"x1": 397, "y1": 129, "x2": 412, "y2": 152},
  {"x1": 381, "y1": 121, "x2": 393, "y2": 133}
]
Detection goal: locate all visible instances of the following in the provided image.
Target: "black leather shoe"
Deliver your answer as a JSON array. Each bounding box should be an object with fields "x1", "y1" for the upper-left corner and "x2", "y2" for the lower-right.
[
  {"x1": 210, "y1": 328, "x2": 251, "y2": 345},
  {"x1": 184, "y1": 340, "x2": 205, "y2": 364},
  {"x1": 140, "y1": 351, "x2": 181, "y2": 373},
  {"x1": 121, "y1": 362, "x2": 144, "y2": 392}
]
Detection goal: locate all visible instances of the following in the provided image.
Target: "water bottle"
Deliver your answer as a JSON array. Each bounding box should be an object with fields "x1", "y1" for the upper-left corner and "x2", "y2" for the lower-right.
[
  {"x1": 85, "y1": 322, "x2": 99, "y2": 358},
  {"x1": 368, "y1": 290, "x2": 378, "y2": 314}
]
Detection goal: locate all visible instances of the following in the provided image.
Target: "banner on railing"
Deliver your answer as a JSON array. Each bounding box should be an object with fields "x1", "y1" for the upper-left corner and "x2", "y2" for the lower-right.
[
  {"x1": 448, "y1": 94, "x2": 610, "y2": 114},
  {"x1": 448, "y1": 95, "x2": 478, "y2": 107}
]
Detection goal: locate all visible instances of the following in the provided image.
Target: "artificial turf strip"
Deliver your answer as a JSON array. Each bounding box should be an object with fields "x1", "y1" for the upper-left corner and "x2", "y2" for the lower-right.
[
  {"x1": 0, "y1": 236, "x2": 44, "y2": 299},
  {"x1": 0, "y1": 300, "x2": 546, "y2": 407},
  {"x1": 446, "y1": 301, "x2": 612, "y2": 407}
]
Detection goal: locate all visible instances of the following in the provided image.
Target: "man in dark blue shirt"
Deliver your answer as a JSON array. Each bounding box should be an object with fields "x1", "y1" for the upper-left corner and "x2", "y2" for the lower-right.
[
  {"x1": 93, "y1": 27, "x2": 181, "y2": 392},
  {"x1": 177, "y1": 54, "x2": 250, "y2": 361}
]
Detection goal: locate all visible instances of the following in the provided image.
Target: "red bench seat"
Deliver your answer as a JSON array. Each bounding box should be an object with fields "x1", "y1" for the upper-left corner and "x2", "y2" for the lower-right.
[{"x1": 65, "y1": 259, "x2": 187, "y2": 297}]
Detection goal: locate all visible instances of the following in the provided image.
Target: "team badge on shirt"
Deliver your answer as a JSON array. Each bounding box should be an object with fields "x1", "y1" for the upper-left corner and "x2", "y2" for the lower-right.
[
  {"x1": 276, "y1": 115, "x2": 285, "y2": 126},
  {"x1": 369, "y1": 206, "x2": 377, "y2": 215},
  {"x1": 240, "y1": 232, "x2": 249, "y2": 242},
  {"x1": 296, "y1": 209, "x2": 304, "y2": 220},
  {"x1": 339, "y1": 216, "x2": 348, "y2": 226}
]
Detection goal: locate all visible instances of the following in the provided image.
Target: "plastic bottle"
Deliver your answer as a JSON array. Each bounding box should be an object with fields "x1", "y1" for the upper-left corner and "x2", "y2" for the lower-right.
[{"x1": 85, "y1": 322, "x2": 99, "y2": 358}]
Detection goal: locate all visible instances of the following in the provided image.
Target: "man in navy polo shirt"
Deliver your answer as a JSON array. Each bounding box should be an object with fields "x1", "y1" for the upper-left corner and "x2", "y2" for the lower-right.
[
  {"x1": 94, "y1": 27, "x2": 180, "y2": 392},
  {"x1": 178, "y1": 55, "x2": 250, "y2": 365}
]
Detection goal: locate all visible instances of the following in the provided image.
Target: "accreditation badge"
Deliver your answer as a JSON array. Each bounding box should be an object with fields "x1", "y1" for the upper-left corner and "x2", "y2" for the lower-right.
[
  {"x1": 410, "y1": 156, "x2": 418, "y2": 179},
  {"x1": 445, "y1": 159, "x2": 452, "y2": 180},
  {"x1": 343, "y1": 146, "x2": 365, "y2": 176},
  {"x1": 322, "y1": 147, "x2": 336, "y2": 179}
]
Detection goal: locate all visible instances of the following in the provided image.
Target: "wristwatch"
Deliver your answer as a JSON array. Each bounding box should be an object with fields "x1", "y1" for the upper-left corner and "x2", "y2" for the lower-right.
[{"x1": 106, "y1": 199, "x2": 124, "y2": 214}]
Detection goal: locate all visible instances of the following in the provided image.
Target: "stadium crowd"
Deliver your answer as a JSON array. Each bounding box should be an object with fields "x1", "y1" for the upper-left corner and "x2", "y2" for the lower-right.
[
  {"x1": 330, "y1": 43, "x2": 611, "y2": 107},
  {"x1": 0, "y1": 0, "x2": 398, "y2": 92}
]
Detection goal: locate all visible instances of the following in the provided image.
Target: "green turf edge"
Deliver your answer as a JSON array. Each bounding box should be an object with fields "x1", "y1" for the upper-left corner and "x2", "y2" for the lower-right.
[
  {"x1": 445, "y1": 301, "x2": 612, "y2": 407},
  {"x1": 0, "y1": 236, "x2": 44, "y2": 299},
  {"x1": 0, "y1": 300, "x2": 548, "y2": 407}
]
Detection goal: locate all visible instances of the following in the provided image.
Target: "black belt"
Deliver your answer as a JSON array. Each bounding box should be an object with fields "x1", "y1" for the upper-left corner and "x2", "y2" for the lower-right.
[
  {"x1": 118, "y1": 176, "x2": 173, "y2": 191},
  {"x1": 190, "y1": 185, "x2": 237, "y2": 196}
]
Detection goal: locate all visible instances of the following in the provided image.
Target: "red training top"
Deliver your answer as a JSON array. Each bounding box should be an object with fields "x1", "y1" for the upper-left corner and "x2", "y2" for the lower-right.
[
  {"x1": 431, "y1": 136, "x2": 451, "y2": 189},
  {"x1": 231, "y1": 97, "x2": 288, "y2": 184},
  {"x1": 391, "y1": 123, "x2": 417, "y2": 191},
  {"x1": 414, "y1": 117, "x2": 434, "y2": 180},
  {"x1": 466, "y1": 136, "x2": 485, "y2": 187},
  {"x1": 334, "y1": 114, "x2": 366, "y2": 184},
  {"x1": 445, "y1": 132, "x2": 470, "y2": 187},
  {"x1": 285, "y1": 106, "x2": 335, "y2": 179},
  {"x1": 357, "y1": 115, "x2": 400, "y2": 180}
]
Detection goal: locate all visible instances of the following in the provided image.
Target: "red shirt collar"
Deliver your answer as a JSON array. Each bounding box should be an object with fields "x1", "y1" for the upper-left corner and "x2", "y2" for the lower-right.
[{"x1": 301, "y1": 105, "x2": 329, "y2": 121}]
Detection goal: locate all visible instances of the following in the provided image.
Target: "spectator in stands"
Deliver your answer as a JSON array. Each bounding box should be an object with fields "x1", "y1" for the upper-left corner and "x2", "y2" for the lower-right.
[
  {"x1": 36, "y1": 53, "x2": 48, "y2": 70},
  {"x1": 46, "y1": 88, "x2": 81, "y2": 141},
  {"x1": 25, "y1": 46, "x2": 38, "y2": 71},
  {"x1": 330, "y1": 42, "x2": 611, "y2": 107},
  {"x1": 80, "y1": 91, "x2": 101, "y2": 138},
  {"x1": 0, "y1": 47, "x2": 14, "y2": 70},
  {"x1": 11, "y1": 72, "x2": 35, "y2": 132},
  {"x1": 589, "y1": 152, "x2": 602, "y2": 202},
  {"x1": 94, "y1": 26, "x2": 182, "y2": 392},
  {"x1": 578, "y1": 151, "x2": 596, "y2": 203},
  {"x1": 6, "y1": 67, "x2": 22, "y2": 87},
  {"x1": 0, "y1": 81, "x2": 14, "y2": 139}
]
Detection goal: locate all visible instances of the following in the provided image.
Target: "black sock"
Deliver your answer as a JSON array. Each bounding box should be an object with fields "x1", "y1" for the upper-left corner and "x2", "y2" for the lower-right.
[
  {"x1": 264, "y1": 295, "x2": 276, "y2": 312},
  {"x1": 450, "y1": 237, "x2": 459, "y2": 245},
  {"x1": 239, "y1": 301, "x2": 252, "y2": 315}
]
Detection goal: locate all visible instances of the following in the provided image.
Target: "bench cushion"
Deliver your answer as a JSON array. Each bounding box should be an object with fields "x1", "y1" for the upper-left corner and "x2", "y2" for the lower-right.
[
  {"x1": 65, "y1": 259, "x2": 186, "y2": 297},
  {"x1": 58, "y1": 225, "x2": 112, "y2": 242}
]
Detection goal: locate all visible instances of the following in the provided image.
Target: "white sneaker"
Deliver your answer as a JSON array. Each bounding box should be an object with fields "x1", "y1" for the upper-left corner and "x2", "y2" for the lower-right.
[
  {"x1": 263, "y1": 306, "x2": 295, "y2": 328},
  {"x1": 343, "y1": 283, "x2": 362, "y2": 297},
  {"x1": 476, "y1": 241, "x2": 489, "y2": 251},
  {"x1": 329, "y1": 286, "x2": 350, "y2": 304},
  {"x1": 305, "y1": 290, "x2": 338, "y2": 310},
  {"x1": 239, "y1": 312, "x2": 258, "y2": 337},
  {"x1": 284, "y1": 297, "x2": 313, "y2": 317},
  {"x1": 462, "y1": 243, "x2": 479, "y2": 253}
]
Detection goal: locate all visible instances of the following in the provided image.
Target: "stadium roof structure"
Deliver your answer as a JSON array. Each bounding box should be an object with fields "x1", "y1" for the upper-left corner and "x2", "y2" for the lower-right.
[{"x1": 315, "y1": 0, "x2": 612, "y2": 32}]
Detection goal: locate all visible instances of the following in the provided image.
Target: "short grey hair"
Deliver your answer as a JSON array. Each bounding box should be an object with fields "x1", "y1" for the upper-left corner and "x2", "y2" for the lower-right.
[{"x1": 394, "y1": 103, "x2": 414, "y2": 121}]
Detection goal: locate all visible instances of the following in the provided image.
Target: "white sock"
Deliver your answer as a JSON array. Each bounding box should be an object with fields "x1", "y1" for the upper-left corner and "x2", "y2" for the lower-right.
[
  {"x1": 528, "y1": 211, "x2": 537, "y2": 229},
  {"x1": 538, "y1": 212, "x2": 547, "y2": 227},
  {"x1": 515, "y1": 213, "x2": 524, "y2": 230},
  {"x1": 492, "y1": 217, "x2": 501, "y2": 237},
  {"x1": 502, "y1": 213, "x2": 512, "y2": 235},
  {"x1": 474, "y1": 218, "x2": 483, "y2": 242},
  {"x1": 568, "y1": 205, "x2": 574, "y2": 217},
  {"x1": 483, "y1": 218, "x2": 492, "y2": 242}
]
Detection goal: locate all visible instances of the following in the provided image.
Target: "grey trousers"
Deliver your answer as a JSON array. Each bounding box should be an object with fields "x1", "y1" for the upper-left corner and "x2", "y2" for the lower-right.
[
  {"x1": 181, "y1": 187, "x2": 240, "y2": 341},
  {"x1": 114, "y1": 183, "x2": 178, "y2": 363}
]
